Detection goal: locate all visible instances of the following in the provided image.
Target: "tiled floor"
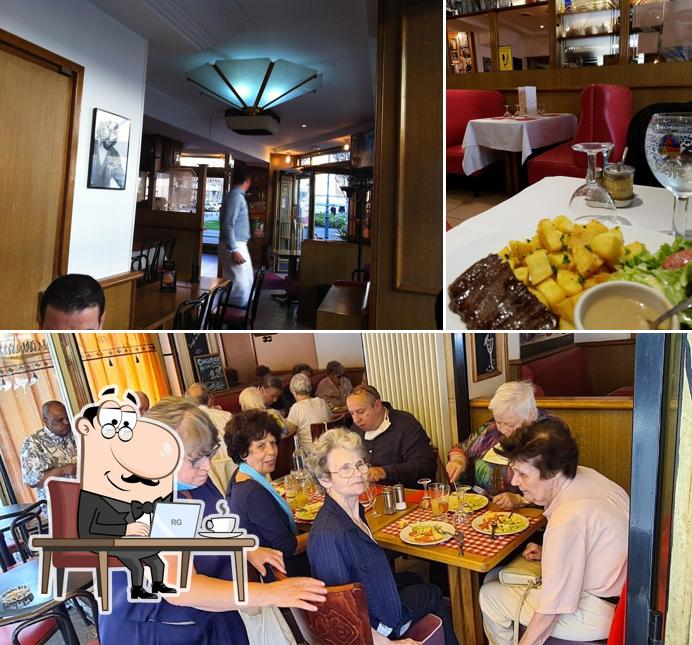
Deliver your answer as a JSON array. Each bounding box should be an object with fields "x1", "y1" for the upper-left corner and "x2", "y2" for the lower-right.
[
  {"x1": 446, "y1": 187, "x2": 506, "y2": 229},
  {"x1": 201, "y1": 253, "x2": 310, "y2": 330}
]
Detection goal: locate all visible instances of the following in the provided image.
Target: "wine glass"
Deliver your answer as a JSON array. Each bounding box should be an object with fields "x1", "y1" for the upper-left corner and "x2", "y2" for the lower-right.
[
  {"x1": 366, "y1": 480, "x2": 381, "y2": 517},
  {"x1": 645, "y1": 113, "x2": 692, "y2": 239},
  {"x1": 514, "y1": 104, "x2": 522, "y2": 118},
  {"x1": 417, "y1": 478, "x2": 432, "y2": 510},
  {"x1": 569, "y1": 142, "x2": 620, "y2": 225},
  {"x1": 503, "y1": 104, "x2": 512, "y2": 118}
]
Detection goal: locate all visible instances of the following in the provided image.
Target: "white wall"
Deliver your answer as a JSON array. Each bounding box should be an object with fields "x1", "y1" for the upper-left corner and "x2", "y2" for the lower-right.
[
  {"x1": 314, "y1": 334, "x2": 365, "y2": 369},
  {"x1": 1, "y1": 0, "x2": 147, "y2": 279}
]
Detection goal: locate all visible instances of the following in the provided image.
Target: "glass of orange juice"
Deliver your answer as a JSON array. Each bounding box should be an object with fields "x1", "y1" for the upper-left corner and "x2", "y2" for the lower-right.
[{"x1": 429, "y1": 483, "x2": 450, "y2": 519}]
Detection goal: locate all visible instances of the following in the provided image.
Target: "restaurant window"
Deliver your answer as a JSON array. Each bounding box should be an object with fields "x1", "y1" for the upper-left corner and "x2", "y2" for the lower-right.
[
  {"x1": 75, "y1": 334, "x2": 171, "y2": 404},
  {"x1": 202, "y1": 176, "x2": 225, "y2": 247},
  {"x1": 311, "y1": 173, "x2": 350, "y2": 241},
  {"x1": 0, "y1": 334, "x2": 66, "y2": 504}
]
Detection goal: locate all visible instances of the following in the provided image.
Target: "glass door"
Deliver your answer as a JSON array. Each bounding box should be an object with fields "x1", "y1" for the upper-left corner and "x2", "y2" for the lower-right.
[{"x1": 311, "y1": 172, "x2": 350, "y2": 241}]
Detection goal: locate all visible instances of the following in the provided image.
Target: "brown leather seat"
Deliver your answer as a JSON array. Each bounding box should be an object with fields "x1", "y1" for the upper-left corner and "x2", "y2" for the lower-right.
[{"x1": 274, "y1": 569, "x2": 444, "y2": 644}]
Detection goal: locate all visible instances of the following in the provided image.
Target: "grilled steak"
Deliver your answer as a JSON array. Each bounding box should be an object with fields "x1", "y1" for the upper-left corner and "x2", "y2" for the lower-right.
[{"x1": 449, "y1": 254, "x2": 558, "y2": 330}]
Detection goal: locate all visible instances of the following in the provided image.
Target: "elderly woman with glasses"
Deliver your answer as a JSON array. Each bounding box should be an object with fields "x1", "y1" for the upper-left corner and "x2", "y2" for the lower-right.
[
  {"x1": 99, "y1": 398, "x2": 326, "y2": 644},
  {"x1": 226, "y1": 410, "x2": 311, "y2": 577},
  {"x1": 445, "y1": 381, "x2": 567, "y2": 511},
  {"x1": 479, "y1": 418, "x2": 628, "y2": 643},
  {"x1": 306, "y1": 428, "x2": 458, "y2": 645},
  {"x1": 284, "y1": 373, "x2": 332, "y2": 449}
]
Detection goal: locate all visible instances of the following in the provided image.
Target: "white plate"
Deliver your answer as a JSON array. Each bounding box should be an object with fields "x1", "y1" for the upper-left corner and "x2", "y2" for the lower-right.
[
  {"x1": 471, "y1": 511, "x2": 529, "y2": 536},
  {"x1": 399, "y1": 521, "x2": 456, "y2": 546},
  {"x1": 446, "y1": 225, "x2": 675, "y2": 329},
  {"x1": 197, "y1": 530, "x2": 245, "y2": 538}
]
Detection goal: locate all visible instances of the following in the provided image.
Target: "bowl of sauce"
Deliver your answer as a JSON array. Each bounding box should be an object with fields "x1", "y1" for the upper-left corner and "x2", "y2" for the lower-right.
[{"x1": 574, "y1": 281, "x2": 678, "y2": 330}]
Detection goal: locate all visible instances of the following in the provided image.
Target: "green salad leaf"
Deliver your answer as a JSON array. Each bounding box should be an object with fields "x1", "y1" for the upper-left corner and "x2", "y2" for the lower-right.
[{"x1": 614, "y1": 238, "x2": 692, "y2": 328}]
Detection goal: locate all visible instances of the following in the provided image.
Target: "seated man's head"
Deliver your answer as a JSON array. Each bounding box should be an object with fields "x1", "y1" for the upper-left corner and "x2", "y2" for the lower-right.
[
  {"x1": 346, "y1": 384, "x2": 386, "y2": 433},
  {"x1": 185, "y1": 382, "x2": 210, "y2": 406},
  {"x1": 42, "y1": 401, "x2": 71, "y2": 437},
  {"x1": 39, "y1": 274, "x2": 105, "y2": 330}
]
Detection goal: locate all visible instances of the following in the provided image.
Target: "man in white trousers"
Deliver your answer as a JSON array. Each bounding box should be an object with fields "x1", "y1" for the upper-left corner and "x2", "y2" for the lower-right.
[{"x1": 219, "y1": 168, "x2": 253, "y2": 307}]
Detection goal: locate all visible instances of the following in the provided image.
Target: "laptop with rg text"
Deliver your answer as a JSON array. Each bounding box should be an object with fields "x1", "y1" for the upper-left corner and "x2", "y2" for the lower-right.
[{"x1": 147, "y1": 501, "x2": 203, "y2": 538}]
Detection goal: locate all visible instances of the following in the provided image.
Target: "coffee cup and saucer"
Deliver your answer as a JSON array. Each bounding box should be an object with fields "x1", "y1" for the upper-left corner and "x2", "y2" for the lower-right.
[{"x1": 197, "y1": 514, "x2": 244, "y2": 538}]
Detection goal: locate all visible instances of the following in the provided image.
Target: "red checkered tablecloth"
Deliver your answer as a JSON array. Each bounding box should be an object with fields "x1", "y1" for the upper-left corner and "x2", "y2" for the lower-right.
[{"x1": 379, "y1": 508, "x2": 544, "y2": 559}]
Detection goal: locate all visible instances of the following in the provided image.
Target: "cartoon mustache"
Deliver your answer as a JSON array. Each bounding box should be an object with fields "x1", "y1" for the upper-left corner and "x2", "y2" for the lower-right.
[{"x1": 121, "y1": 473, "x2": 160, "y2": 487}]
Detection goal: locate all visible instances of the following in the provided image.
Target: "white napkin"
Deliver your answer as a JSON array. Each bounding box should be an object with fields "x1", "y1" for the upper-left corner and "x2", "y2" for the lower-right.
[{"x1": 483, "y1": 443, "x2": 510, "y2": 466}]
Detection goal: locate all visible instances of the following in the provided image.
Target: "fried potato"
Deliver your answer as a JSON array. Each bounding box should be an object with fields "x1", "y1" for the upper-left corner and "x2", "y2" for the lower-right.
[
  {"x1": 537, "y1": 219, "x2": 563, "y2": 253},
  {"x1": 513, "y1": 266, "x2": 529, "y2": 285},
  {"x1": 536, "y1": 278, "x2": 567, "y2": 306},
  {"x1": 552, "y1": 215, "x2": 574, "y2": 234},
  {"x1": 549, "y1": 251, "x2": 575, "y2": 272},
  {"x1": 525, "y1": 249, "x2": 553, "y2": 285},
  {"x1": 590, "y1": 231, "x2": 625, "y2": 267},
  {"x1": 556, "y1": 269, "x2": 583, "y2": 297}
]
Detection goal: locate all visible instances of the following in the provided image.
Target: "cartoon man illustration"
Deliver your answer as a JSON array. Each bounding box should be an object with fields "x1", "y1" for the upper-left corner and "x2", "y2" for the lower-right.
[{"x1": 76, "y1": 387, "x2": 181, "y2": 600}]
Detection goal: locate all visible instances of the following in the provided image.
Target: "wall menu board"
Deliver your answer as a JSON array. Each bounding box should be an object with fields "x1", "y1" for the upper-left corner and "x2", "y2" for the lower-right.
[
  {"x1": 193, "y1": 353, "x2": 228, "y2": 392},
  {"x1": 471, "y1": 333, "x2": 501, "y2": 382}
]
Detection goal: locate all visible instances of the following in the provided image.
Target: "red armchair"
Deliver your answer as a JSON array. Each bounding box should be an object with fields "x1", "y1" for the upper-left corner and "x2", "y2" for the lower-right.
[
  {"x1": 446, "y1": 89, "x2": 505, "y2": 177},
  {"x1": 528, "y1": 84, "x2": 632, "y2": 185}
]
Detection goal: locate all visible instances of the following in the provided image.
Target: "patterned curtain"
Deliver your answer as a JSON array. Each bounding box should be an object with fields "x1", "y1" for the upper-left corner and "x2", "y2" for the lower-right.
[
  {"x1": 0, "y1": 333, "x2": 63, "y2": 503},
  {"x1": 76, "y1": 333, "x2": 170, "y2": 404}
]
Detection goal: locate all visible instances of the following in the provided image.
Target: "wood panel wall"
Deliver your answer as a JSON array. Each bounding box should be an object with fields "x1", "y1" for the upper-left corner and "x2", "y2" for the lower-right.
[
  {"x1": 298, "y1": 240, "x2": 372, "y2": 326},
  {"x1": 470, "y1": 396, "x2": 633, "y2": 493},
  {"x1": 99, "y1": 271, "x2": 140, "y2": 329},
  {"x1": 447, "y1": 62, "x2": 692, "y2": 117},
  {"x1": 371, "y1": 0, "x2": 442, "y2": 329},
  {"x1": 134, "y1": 209, "x2": 203, "y2": 281}
]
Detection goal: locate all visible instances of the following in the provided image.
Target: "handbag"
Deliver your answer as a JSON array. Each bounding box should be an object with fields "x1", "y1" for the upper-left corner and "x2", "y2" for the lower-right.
[
  {"x1": 238, "y1": 605, "x2": 297, "y2": 645},
  {"x1": 499, "y1": 554, "x2": 542, "y2": 645}
]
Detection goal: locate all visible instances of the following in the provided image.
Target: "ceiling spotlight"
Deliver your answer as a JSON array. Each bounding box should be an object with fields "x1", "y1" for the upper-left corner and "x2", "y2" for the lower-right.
[
  {"x1": 540, "y1": 24, "x2": 545, "y2": 28},
  {"x1": 343, "y1": 143, "x2": 350, "y2": 151},
  {"x1": 301, "y1": 124, "x2": 307, "y2": 128}
]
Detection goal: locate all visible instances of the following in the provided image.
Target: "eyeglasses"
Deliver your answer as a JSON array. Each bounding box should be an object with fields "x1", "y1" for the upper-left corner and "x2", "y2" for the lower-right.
[
  {"x1": 350, "y1": 384, "x2": 381, "y2": 400},
  {"x1": 329, "y1": 461, "x2": 369, "y2": 479},
  {"x1": 185, "y1": 444, "x2": 220, "y2": 469}
]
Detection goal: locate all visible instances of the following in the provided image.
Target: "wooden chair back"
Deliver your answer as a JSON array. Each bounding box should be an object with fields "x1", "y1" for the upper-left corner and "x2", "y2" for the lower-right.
[
  {"x1": 310, "y1": 423, "x2": 328, "y2": 442},
  {"x1": 10, "y1": 500, "x2": 48, "y2": 562},
  {"x1": 173, "y1": 293, "x2": 209, "y2": 329},
  {"x1": 245, "y1": 266, "x2": 266, "y2": 329}
]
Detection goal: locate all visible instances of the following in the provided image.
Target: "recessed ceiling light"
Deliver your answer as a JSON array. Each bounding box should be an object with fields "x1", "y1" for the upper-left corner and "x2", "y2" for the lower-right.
[
  {"x1": 301, "y1": 124, "x2": 307, "y2": 128},
  {"x1": 343, "y1": 143, "x2": 350, "y2": 151},
  {"x1": 540, "y1": 24, "x2": 545, "y2": 28}
]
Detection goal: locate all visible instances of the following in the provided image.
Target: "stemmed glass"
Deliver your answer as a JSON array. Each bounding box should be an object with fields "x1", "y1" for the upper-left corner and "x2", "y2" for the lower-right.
[
  {"x1": 363, "y1": 479, "x2": 381, "y2": 517},
  {"x1": 569, "y1": 142, "x2": 619, "y2": 225},
  {"x1": 645, "y1": 113, "x2": 692, "y2": 239},
  {"x1": 514, "y1": 104, "x2": 523, "y2": 118},
  {"x1": 417, "y1": 478, "x2": 432, "y2": 510},
  {"x1": 503, "y1": 104, "x2": 512, "y2": 119}
]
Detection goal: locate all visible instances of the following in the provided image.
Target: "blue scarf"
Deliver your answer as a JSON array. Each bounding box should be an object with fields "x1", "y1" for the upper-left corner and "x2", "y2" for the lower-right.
[{"x1": 238, "y1": 462, "x2": 297, "y2": 535}]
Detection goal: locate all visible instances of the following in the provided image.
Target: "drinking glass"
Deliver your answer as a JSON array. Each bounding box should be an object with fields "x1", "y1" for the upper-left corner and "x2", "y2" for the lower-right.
[
  {"x1": 538, "y1": 103, "x2": 546, "y2": 116},
  {"x1": 430, "y1": 483, "x2": 450, "y2": 519},
  {"x1": 503, "y1": 104, "x2": 512, "y2": 118},
  {"x1": 569, "y1": 142, "x2": 620, "y2": 225},
  {"x1": 514, "y1": 104, "x2": 522, "y2": 118},
  {"x1": 284, "y1": 474, "x2": 300, "y2": 510},
  {"x1": 417, "y1": 478, "x2": 432, "y2": 510},
  {"x1": 645, "y1": 113, "x2": 692, "y2": 238},
  {"x1": 362, "y1": 480, "x2": 381, "y2": 517}
]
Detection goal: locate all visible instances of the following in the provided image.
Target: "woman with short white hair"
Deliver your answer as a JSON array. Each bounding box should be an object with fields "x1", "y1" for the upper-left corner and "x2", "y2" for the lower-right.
[
  {"x1": 445, "y1": 381, "x2": 567, "y2": 511},
  {"x1": 284, "y1": 373, "x2": 332, "y2": 449},
  {"x1": 307, "y1": 429, "x2": 458, "y2": 645}
]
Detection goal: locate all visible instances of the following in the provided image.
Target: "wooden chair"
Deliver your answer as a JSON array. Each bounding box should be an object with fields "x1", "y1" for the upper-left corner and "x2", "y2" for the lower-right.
[
  {"x1": 273, "y1": 569, "x2": 444, "y2": 645},
  {"x1": 173, "y1": 293, "x2": 209, "y2": 330},
  {"x1": 274, "y1": 435, "x2": 296, "y2": 479},
  {"x1": 310, "y1": 423, "x2": 328, "y2": 442},
  {"x1": 221, "y1": 266, "x2": 266, "y2": 329},
  {"x1": 202, "y1": 282, "x2": 233, "y2": 329},
  {"x1": 11, "y1": 500, "x2": 48, "y2": 562}
]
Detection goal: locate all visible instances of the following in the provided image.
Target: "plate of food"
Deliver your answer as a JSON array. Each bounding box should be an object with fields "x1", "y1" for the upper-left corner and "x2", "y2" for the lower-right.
[
  {"x1": 448, "y1": 492, "x2": 489, "y2": 513},
  {"x1": 447, "y1": 217, "x2": 677, "y2": 330},
  {"x1": 272, "y1": 483, "x2": 286, "y2": 497},
  {"x1": 1, "y1": 584, "x2": 32, "y2": 608},
  {"x1": 295, "y1": 501, "x2": 324, "y2": 522},
  {"x1": 471, "y1": 511, "x2": 530, "y2": 536},
  {"x1": 400, "y1": 521, "x2": 456, "y2": 546}
]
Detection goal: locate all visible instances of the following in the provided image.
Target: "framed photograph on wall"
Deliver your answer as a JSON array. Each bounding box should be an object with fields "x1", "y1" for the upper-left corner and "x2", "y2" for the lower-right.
[
  {"x1": 87, "y1": 108, "x2": 130, "y2": 190},
  {"x1": 471, "y1": 333, "x2": 502, "y2": 382},
  {"x1": 519, "y1": 333, "x2": 574, "y2": 359}
]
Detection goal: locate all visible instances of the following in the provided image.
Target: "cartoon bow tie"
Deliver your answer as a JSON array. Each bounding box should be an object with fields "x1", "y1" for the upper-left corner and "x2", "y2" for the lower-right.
[{"x1": 131, "y1": 498, "x2": 163, "y2": 520}]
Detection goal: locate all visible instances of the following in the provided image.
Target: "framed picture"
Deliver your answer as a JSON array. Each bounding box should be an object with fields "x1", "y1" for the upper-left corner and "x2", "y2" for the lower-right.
[
  {"x1": 471, "y1": 333, "x2": 502, "y2": 382},
  {"x1": 519, "y1": 333, "x2": 574, "y2": 359},
  {"x1": 87, "y1": 108, "x2": 130, "y2": 190}
]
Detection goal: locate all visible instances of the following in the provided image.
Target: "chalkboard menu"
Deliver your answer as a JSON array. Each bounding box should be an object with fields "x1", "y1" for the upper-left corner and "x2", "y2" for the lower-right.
[
  {"x1": 185, "y1": 333, "x2": 210, "y2": 357},
  {"x1": 193, "y1": 353, "x2": 228, "y2": 392}
]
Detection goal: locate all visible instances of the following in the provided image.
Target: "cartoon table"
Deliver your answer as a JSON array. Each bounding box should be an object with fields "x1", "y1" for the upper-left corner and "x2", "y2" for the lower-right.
[{"x1": 32, "y1": 537, "x2": 258, "y2": 612}]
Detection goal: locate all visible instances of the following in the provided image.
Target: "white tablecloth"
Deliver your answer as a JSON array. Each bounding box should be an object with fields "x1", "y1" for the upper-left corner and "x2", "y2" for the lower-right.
[
  {"x1": 461, "y1": 114, "x2": 578, "y2": 175},
  {"x1": 446, "y1": 176, "x2": 677, "y2": 329}
]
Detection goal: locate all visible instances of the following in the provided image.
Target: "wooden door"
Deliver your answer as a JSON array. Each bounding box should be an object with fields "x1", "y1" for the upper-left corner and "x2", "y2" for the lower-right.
[{"x1": 0, "y1": 30, "x2": 82, "y2": 327}]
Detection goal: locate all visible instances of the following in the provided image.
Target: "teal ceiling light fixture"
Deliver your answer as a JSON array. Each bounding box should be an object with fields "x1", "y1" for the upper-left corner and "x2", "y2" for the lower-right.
[{"x1": 187, "y1": 58, "x2": 322, "y2": 135}]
